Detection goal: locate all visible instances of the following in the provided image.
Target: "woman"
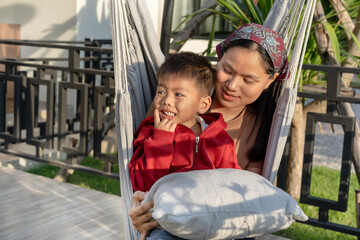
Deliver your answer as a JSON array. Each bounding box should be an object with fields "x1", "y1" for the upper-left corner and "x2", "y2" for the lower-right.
[{"x1": 130, "y1": 23, "x2": 289, "y2": 238}]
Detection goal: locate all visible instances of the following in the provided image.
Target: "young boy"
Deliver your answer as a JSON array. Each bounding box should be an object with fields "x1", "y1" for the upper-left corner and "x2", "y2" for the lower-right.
[{"x1": 129, "y1": 52, "x2": 240, "y2": 193}]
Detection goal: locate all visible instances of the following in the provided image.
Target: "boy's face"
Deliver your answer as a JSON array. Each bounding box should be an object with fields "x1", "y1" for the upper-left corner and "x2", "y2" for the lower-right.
[{"x1": 154, "y1": 76, "x2": 210, "y2": 129}]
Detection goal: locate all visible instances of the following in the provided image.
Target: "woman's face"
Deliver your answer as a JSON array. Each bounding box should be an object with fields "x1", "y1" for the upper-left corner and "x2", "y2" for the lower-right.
[{"x1": 215, "y1": 46, "x2": 278, "y2": 110}]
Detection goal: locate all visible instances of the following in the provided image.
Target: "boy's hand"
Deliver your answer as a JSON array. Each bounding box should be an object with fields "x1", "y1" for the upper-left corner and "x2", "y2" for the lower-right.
[{"x1": 154, "y1": 109, "x2": 177, "y2": 132}]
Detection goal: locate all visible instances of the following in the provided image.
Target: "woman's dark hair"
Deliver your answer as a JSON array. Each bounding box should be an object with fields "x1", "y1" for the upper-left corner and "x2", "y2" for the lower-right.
[{"x1": 224, "y1": 39, "x2": 283, "y2": 162}]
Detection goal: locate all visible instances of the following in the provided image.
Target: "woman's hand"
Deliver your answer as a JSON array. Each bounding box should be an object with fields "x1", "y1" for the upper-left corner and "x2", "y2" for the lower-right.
[{"x1": 129, "y1": 191, "x2": 159, "y2": 238}]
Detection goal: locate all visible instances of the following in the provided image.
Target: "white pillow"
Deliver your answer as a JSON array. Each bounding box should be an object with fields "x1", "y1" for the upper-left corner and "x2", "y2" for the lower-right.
[{"x1": 143, "y1": 169, "x2": 308, "y2": 240}]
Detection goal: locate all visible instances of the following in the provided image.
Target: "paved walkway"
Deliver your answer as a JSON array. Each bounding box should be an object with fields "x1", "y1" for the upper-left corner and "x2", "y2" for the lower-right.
[
  {"x1": 0, "y1": 166, "x2": 290, "y2": 240},
  {"x1": 0, "y1": 166, "x2": 124, "y2": 240}
]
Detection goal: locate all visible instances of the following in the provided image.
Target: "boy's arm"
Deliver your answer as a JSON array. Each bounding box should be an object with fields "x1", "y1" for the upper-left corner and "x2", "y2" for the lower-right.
[{"x1": 129, "y1": 126, "x2": 175, "y2": 192}]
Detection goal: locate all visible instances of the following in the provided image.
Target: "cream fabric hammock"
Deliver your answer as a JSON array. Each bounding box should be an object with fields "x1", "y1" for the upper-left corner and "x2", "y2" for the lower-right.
[{"x1": 110, "y1": 0, "x2": 317, "y2": 239}]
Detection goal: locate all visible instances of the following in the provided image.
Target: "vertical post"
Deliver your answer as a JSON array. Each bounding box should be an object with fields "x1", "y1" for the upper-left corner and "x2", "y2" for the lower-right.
[
  {"x1": 326, "y1": 70, "x2": 341, "y2": 115},
  {"x1": 79, "y1": 85, "x2": 89, "y2": 154},
  {"x1": 68, "y1": 49, "x2": 80, "y2": 83},
  {"x1": 0, "y1": 79, "x2": 6, "y2": 132},
  {"x1": 356, "y1": 189, "x2": 360, "y2": 240},
  {"x1": 93, "y1": 87, "x2": 105, "y2": 156},
  {"x1": 46, "y1": 80, "x2": 55, "y2": 148},
  {"x1": 14, "y1": 73, "x2": 22, "y2": 140},
  {"x1": 57, "y1": 83, "x2": 67, "y2": 151},
  {"x1": 160, "y1": 0, "x2": 175, "y2": 57},
  {"x1": 319, "y1": 207, "x2": 329, "y2": 223}
]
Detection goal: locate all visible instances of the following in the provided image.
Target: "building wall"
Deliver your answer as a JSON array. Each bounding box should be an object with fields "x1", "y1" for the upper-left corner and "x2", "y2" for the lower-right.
[
  {"x1": 0, "y1": 0, "x2": 168, "y2": 57},
  {"x1": 0, "y1": 0, "x2": 210, "y2": 57},
  {"x1": 0, "y1": 0, "x2": 77, "y2": 58},
  {"x1": 76, "y1": 0, "x2": 112, "y2": 41}
]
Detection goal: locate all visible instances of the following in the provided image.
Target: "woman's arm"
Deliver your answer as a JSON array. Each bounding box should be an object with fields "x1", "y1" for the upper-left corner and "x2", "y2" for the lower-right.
[
  {"x1": 245, "y1": 162, "x2": 263, "y2": 175},
  {"x1": 129, "y1": 191, "x2": 159, "y2": 237}
]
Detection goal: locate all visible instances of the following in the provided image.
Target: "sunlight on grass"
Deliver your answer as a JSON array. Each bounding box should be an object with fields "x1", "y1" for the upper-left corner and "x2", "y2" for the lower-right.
[
  {"x1": 27, "y1": 156, "x2": 120, "y2": 196},
  {"x1": 275, "y1": 166, "x2": 359, "y2": 240},
  {"x1": 276, "y1": 222, "x2": 357, "y2": 240},
  {"x1": 27, "y1": 164, "x2": 60, "y2": 178},
  {"x1": 310, "y1": 163, "x2": 341, "y2": 202}
]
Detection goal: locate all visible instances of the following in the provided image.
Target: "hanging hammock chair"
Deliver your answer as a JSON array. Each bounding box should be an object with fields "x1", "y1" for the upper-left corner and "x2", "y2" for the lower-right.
[{"x1": 110, "y1": 0, "x2": 317, "y2": 239}]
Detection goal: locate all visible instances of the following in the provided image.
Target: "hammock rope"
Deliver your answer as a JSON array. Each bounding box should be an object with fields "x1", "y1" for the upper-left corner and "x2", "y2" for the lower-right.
[
  {"x1": 110, "y1": 1, "x2": 135, "y2": 239},
  {"x1": 110, "y1": 0, "x2": 317, "y2": 238},
  {"x1": 262, "y1": 0, "x2": 317, "y2": 183}
]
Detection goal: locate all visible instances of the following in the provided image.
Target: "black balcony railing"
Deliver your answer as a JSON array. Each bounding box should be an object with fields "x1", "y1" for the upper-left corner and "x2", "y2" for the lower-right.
[
  {"x1": 0, "y1": 39, "x2": 117, "y2": 179},
  {"x1": 277, "y1": 64, "x2": 360, "y2": 237}
]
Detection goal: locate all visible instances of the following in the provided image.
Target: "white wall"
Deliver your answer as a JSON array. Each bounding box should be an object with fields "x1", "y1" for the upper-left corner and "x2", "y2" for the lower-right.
[
  {"x1": 76, "y1": 0, "x2": 112, "y2": 41},
  {"x1": 0, "y1": 0, "x2": 116, "y2": 58},
  {"x1": 0, "y1": 0, "x2": 211, "y2": 58},
  {"x1": 0, "y1": 0, "x2": 209, "y2": 57},
  {"x1": 145, "y1": 0, "x2": 163, "y2": 40},
  {"x1": 0, "y1": 0, "x2": 77, "y2": 58}
]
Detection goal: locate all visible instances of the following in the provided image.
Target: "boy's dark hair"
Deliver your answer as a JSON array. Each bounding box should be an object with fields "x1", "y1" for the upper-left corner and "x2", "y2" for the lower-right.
[{"x1": 156, "y1": 52, "x2": 216, "y2": 96}]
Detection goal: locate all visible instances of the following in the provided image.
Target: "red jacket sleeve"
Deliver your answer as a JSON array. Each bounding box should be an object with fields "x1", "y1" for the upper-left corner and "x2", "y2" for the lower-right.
[
  {"x1": 129, "y1": 123, "x2": 175, "y2": 192},
  {"x1": 216, "y1": 134, "x2": 242, "y2": 170}
]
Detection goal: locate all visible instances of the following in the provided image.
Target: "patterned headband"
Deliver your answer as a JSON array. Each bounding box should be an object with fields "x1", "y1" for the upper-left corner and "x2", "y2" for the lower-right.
[{"x1": 216, "y1": 23, "x2": 288, "y2": 82}]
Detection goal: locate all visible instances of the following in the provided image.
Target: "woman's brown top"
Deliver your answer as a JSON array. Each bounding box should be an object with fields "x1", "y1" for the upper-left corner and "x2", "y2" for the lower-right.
[{"x1": 219, "y1": 107, "x2": 264, "y2": 175}]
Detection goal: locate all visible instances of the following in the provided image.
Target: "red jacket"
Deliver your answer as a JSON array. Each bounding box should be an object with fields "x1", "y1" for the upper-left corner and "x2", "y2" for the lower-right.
[{"x1": 129, "y1": 112, "x2": 240, "y2": 192}]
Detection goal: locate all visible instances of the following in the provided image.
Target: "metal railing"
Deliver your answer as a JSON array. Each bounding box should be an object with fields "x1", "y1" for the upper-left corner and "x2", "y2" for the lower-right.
[
  {"x1": 0, "y1": 39, "x2": 118, "y2": 179},
  {"x1": 277, "y1": 64, "x2": 360, "y2": 236}
]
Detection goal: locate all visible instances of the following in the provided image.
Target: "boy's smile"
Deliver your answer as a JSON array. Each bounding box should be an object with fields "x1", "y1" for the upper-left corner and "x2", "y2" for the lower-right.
[{"x1": 160, "y1": 110, "x2": 175, "y2": 118}]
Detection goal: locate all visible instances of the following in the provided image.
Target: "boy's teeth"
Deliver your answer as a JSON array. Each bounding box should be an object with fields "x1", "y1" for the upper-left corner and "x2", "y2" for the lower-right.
[{"x1": 164, "y1": 111, "x2": 175, "y2": 116}]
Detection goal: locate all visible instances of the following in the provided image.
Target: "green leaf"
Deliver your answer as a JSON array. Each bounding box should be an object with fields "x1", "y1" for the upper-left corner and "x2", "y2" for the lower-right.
[
  {"x1": 206, "y1": 8, "x2": 243, "y2": 27},
  {"x1": 216, "y1": 0, "x2": 250, "y2": 23},
  {"x1": 321, "y1": 21, "x2": 341, "y2": 63},
  {"x1": 243, "y1": 0, "x2": 263, "y2": 24},
  {"x1": 341, "y1": 51, "x2": 360, "y2": 66},
  {"x1": 206, "y1": 14, "x2": 217, "y2": 56},
  {"x1": 341, "y1": 25, "x2": 360, "y2": 52},
  {"x1": 258, "y1": 0, "x2": 273, "y2": 17},
  {"x1": 173, "y1": 11, "x2": 200, "y2": 32}
]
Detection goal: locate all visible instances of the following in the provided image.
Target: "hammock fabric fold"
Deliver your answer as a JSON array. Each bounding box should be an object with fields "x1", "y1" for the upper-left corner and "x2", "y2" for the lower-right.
[
  {"x1": 110, "y1": 0, "x2": 164, "y2": 239},
  {"x1": 110, "y1": 0, "x2": 317, "y2": 239}
]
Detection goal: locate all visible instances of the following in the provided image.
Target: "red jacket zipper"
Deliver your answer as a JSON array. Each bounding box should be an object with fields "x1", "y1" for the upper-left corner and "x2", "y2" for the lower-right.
[{"x1": 192, "y1": 136, "x2": 200, "y2": 170}]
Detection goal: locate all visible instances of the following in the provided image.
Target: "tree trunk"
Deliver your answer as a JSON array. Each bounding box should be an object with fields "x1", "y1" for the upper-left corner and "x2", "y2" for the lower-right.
[
  {"x1": 341, "y1": 7, "x2": 360, "y2": 86},
  {"x1": 328, "y1": 2, "x2": 360, "y2": 182},
  {"x1": 287, "y1": 98, "x2": 327, "y2": 199},
  {"x1": 170, "y1": 0, "x2": 218, "y2": 52},
  {"x1": 313, "y1": 2, "x2": 338, "y2": 66},
  {"x1": 330, "y1": 0, "x2": 354, "y2": 40},
  {"x1": 287, "y1": 98, "x2": 305, "y2": 199}
]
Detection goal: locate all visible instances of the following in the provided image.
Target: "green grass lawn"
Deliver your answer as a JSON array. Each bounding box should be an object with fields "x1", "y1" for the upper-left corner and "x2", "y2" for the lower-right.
[
  {"x1": 275, "y1": 166, "x2": 360, "y2": 240},
  {"x1": 27, "y1": 161, "x2": 359, "y2": 239},
  {"x1": 27, "y1": 156, "x2": 121, "y2": 196}
]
